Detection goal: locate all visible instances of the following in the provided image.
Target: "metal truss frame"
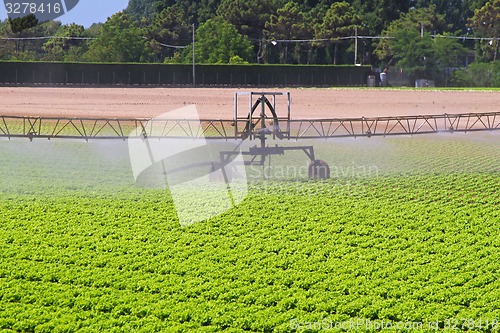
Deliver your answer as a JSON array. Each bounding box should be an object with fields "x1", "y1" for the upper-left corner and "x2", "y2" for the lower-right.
[{"x1": 0, "y1": 112, "x2": 498, "y2": 141}]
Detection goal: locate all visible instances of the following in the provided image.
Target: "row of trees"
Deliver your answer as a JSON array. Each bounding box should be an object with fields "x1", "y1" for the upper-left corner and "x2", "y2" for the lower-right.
[{"x1": 0, "y1": 0, "x2": 498, "y2": 84}]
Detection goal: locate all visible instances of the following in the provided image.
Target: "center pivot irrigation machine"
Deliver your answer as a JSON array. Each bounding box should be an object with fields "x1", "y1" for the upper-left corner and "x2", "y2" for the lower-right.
[{"x1": 1, "y1": 91, "x2": 499, "y2": 180}]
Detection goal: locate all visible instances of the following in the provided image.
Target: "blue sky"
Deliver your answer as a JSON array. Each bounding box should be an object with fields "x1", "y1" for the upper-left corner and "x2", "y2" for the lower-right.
[{"x1": 1, "y1": 0, "x2": 129, "y2": 27}]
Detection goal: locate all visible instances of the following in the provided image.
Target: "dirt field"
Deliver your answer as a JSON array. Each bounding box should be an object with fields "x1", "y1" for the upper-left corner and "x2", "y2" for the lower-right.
[{"x1": 0, "y1": 87, "x2": 498, "y2": 119}]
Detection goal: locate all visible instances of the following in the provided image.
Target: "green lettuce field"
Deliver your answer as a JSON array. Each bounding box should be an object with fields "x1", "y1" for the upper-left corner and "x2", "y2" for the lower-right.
[{"x1": 0, "y1": 133, "x2": 499, "y2": 332}]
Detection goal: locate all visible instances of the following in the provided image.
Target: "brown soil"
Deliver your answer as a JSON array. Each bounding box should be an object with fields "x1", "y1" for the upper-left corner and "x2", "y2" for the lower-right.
[{"x1": 0, "y1": 87, "x2": 498, "y2": 119}]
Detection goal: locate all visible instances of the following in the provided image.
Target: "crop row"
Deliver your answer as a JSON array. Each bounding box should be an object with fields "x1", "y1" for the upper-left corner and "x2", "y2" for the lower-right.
[{"x1": 0, "y1": 133, "x2": 499, "y2": 332}]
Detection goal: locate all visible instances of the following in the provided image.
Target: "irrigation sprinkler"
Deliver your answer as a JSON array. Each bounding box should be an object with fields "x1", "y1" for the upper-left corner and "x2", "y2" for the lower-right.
[{"x1": 1, "y1": 92, "x2": 499, "y2": 180}]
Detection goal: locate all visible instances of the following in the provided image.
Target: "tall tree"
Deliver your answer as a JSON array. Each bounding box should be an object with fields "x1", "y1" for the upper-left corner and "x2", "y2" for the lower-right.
[
  {"x1": 184, "y1": 17, "x2": 254, "y2": 63},
  {"x1": 433, "y1": 33, "x2": 467, "y2": 85},
  {"x1": 375, "y1": 5, "x2": 449, "y2": 67},
  {"x1": 7, "y1": 14, "x2": 39, "y2": 56},
  {"x1": 146, "y1": 5, "x2": 191, "y2": 62},
  {"x1": 264, "y1": 1, "x2": 309, "y2": 63},
  {"x1": 468, "y1": 0, "x2": 500, "y2": 61},
  {"x1": 375, "y1": 5, "x2": 466, "y2": 84},
  {"x1": 217, "y1": 0, "x2": 282, "y2": 40},
  {"x1": 42, "y1": 23, "x2": 86, "y2": 61},
  {"x1": 391, "y1": 28, "x2": 435, "y2": 79},
  {"x1": 316, "y1": 1, "x2": 363, "y2": 64},
  {"x1": 125, "y1": 0, "x2": 159, "y2": 21},
  {"x1": 151, "y1": 0, "x2": 221, "y2": 25},
  {"x1": 83, "y1": 13, "x2": 151, "y2": 63},
  {"x1": 352, "y1": 0, "x2": 412, "y2": 36}
]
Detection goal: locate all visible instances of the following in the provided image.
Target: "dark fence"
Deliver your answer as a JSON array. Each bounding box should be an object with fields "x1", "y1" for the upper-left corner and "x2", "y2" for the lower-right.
[{"x1": 0, "y1": 62, "x2": 371, "y2": 87}]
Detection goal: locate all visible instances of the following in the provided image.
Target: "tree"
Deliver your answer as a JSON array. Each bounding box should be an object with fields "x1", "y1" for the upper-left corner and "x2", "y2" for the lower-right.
[
  {"x1": 150, "y1": 0, "x2": 221, "y2": 25},
  {"x1": 7, "y1": 14, "x2": 39, "y2": 56},
  {"x1": 316, "y1": 1, "x2": 363, "y2": 65},
  {"x1": 146, "y1": 5, "x2": 191, "y2": 62},
  {"x1": 125, "y1": 0, "x2": 158, "y2": 21},
  {"x1": 380, "y1": 8, "x2": 466, "y2": 85},
  {"x1": 352, "y1": 0, "x2": 412, "y2": 36},
  {"x1": 83, "y1": 12, "x2": 151, "y2": 63},
  {"x1": 264, "y1": 2, "x2": 309, "y2": 64},
  {"x1": 410, "y1": 0, "x2": 483, "y2": 33},
  {"x1": 468, "y1": 0, "x2": 500, "y2": 61},
  {"x1": 184, "y1": 17, "x2": 254, "y2": 63},
  {"x1": 375, "y1": 5, "x2": 449, "y2": 67},
  {"x1": 217, "y1": 0, "x2": 281, "y2": 40},
  {"x1": 433, "y1": 33, "x2": 467, "y2": 85},
  {"x1": 391, "y1": 29, "x2": 436, "y2": 79},
  {"x1": 42, "y1": 23, "x2": 87, "y2": 61}
]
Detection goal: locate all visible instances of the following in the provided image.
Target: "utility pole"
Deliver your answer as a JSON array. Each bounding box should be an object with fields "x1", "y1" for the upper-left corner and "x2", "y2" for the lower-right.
[
  {"x1": 354, "y1": 26, "x2": 358, "y2": 65},
  {"x1": 192, "y1": 23, "x2": 196, "y2": 87}
]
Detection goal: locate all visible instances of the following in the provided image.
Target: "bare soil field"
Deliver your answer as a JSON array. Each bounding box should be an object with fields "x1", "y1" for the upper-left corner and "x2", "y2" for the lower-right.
[{"x1": 0, "y1": 87, "x2": 498, "y2": 119}]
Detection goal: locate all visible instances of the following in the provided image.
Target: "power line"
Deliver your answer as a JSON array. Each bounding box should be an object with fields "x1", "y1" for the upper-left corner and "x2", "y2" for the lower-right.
[
  {"x1": 269, "y1": 35, "x2": 499, "y2": 43},
  {"x1": 0, "y1": 36, "x2": 95, "y2": 40},
  {"x1": 2, "y1": 34, "x2": 497, "y2": 43}
]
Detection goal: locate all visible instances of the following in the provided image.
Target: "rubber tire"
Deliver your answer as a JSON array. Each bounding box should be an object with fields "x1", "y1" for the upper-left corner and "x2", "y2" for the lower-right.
[{"x1": 308, "y1": 159, "x2": 330, "y2": 179}]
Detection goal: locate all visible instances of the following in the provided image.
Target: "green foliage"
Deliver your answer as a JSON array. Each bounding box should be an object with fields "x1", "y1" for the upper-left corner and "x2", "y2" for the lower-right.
[
  {"x1": 0, "y1": 0, "x2": 496, "y2": 76},
  {"x1": 264, "y1": 2, "x2": 309, "y2": 64},
  {"x1": 351, "y1": 0, "x2": 411, "y2": 36},
  {"x1": 375, "y1": 5, "x2": 467, "y2": 84},
  {"x1": 2, "y1": 18, "x2": 60, "y2": 61},
  {"x1": 183, "y1": 17, "x2": 254, "y2": 64},
  {"x1": 125, "y1": 0, "x2": 159, "y2": 21},
  {"x1": 229, "y1": 55, "x2": 249, "y2": 64},
  {"x1": 42, "y1": 23, "x2": 87, "y2": 62},
  {"x1": 8, "y1": 14, "x2": 38, "y2": 33},
  {"x1": 316, "y1": 1, "x2": 363, "y2": 64},
  {"x1": 83, "y1": 13, "x2": 151, "y2": 63},
  {"x1": 432, "y1": 34, "x2": 468, "y2": 85},
  {"x1": 145, "y1": 5, "x2": 191, "y2": 62},
  {"x1": 0, "y1": 135, "x2": 499, "y2": 330},
  {"x1": 391, "y1": 29, "x2": 435, "y2": 79},
  {"x1": 375, "y1": 5, "x2": 449, "y2": 63},
  {"x1": 451, "y1": 61, "x2": 500, "y2": 87},
  {"x1": 217, "y1": 0, "x2": 281, "y2": 39},
  {"x1": 467, "y1": 0, "x2": 500, "y2": 62},
  {"x1": 146, "y1": 0, "x2": 221, "y2": 25}
]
